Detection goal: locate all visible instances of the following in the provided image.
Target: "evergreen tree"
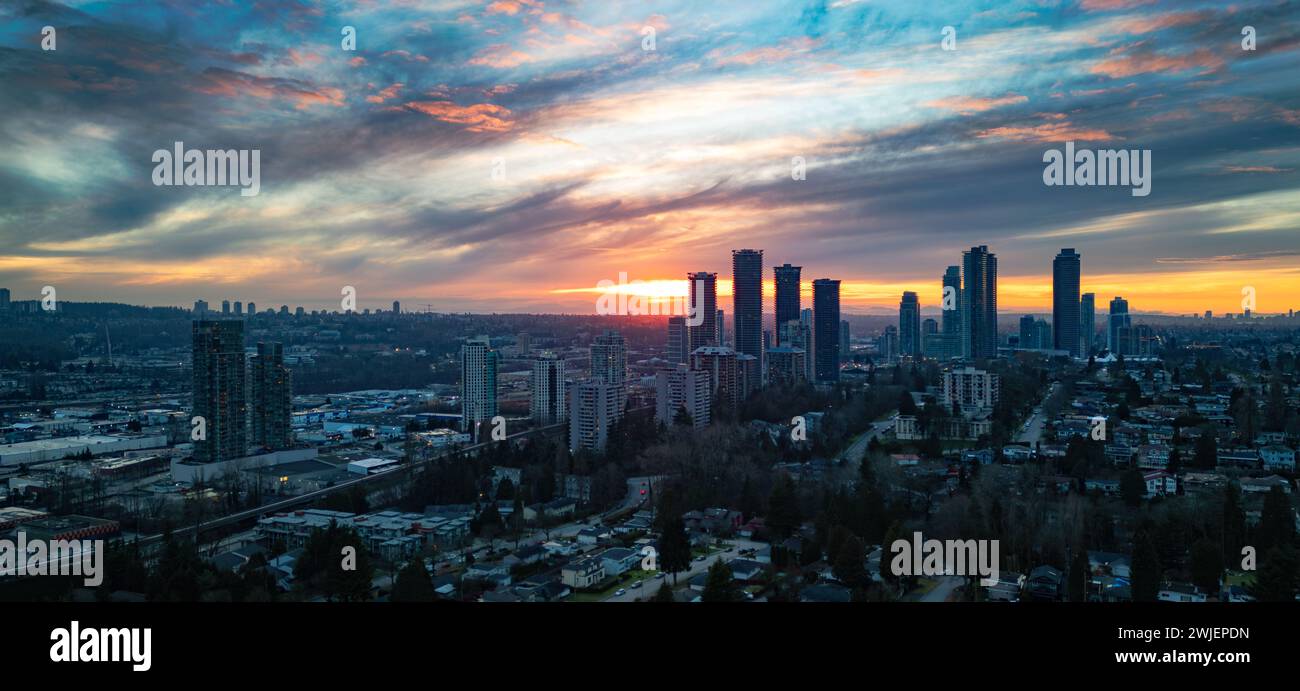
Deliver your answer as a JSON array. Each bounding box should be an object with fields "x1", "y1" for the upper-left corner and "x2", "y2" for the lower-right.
[
  {"x1": 1256, "y1": 486, "x2": 1297, "y2": 555},
  {"x1": 1189, "y1": 539, "x2": 1223, "y2": 597},
  {"x1": 701, "y1": 559, "x2": 738, "y2": 602},
  {"x1": 653, "y1": 582, "x2": 675, "y2": 602},
  {"x1": 1120, "y1": 469, "x2": 1146, "y2": 508},
  {"x1": 1068, "y1": 547, "x2": 1090, "y2": 602},
  {"x1": 391, "y1": 558, "x2": 436, "y2": 602},
  {"x1": 1250, "y1": 544, "x2": 1299, "y2": 602},
  {"x1": 832, "y1": 535, "x2": 868, "y2": 589},
  {"x1": 1130, "y1": 528, "x2": 1162, "y2": 602},
  {"x1": 658, "y1": 516, "x2": 692, "y2": 585}
]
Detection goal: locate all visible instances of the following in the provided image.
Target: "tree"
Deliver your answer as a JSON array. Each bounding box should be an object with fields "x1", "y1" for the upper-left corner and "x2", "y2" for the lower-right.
[
  {"x1": 1068, "y1": 547, "x2": 1090, "y2": 602},
  {"x1": 653, "y1": 582, "x2": 675, "y2": 602},
  {"x1": 1130, "y1": 528, "x2": 1162, "y2": 602},
  {"x1": 1256, "y1": 486, "x2": 1297, "y2": 555},
  {"x1": 766, "y1": 474, "x2": 802, "y2": 538},
  {"x1": 1120, "y1": 470, "x2": 1146, "y2": 508},
  {"x1": 832, "y1": 535, "x2": 868, "y2": 589},
  {"x1": 1222, "y1": 482, "x2": 1247, "y2": 561},
  {"x1": 1250, "y1": 545, "x2": 1299, "y2": 602},
  {"x1": 295, "y1": 521, "x2": 374, "y2": 602},
  {"x1": 391, "y1": 558, "x2": 436, "y2": 602},
  {"x1": 701, "y1": 559, "x2": 738, "y2": 602},
  {"x1": 1189, "y1": 539, "x2": 1223, "y2": 597},
  {"x1": 672, "y1": 405, "x2": 693, "y2": 428},
  {"x1": 1192, "y1": 432, "x2": 1217, "y2": 469},
  {"x1": 658, "y1": 516, "x2": 692, "y2": 585}
]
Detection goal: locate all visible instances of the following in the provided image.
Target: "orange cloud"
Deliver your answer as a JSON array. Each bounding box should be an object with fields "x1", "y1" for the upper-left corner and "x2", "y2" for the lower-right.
[
  {"x1": 976, "y1": 120, "x2": 1115, "y2": 143},
  {"x1": 398, "y1": 100, "x2": 514, "y2": 132},
  {"x1": 366, "y1": 82, "x2": 404, "y2": 104},
  {"x1": 468, "y1": 44, "x2": 535, "y2": 68},
  {"x1": 1091, "y1": 49, "x2": 1223, "y2": 78},
  {"x1": 924, "y1": 93, "x2": 1028, "y2": 114}
]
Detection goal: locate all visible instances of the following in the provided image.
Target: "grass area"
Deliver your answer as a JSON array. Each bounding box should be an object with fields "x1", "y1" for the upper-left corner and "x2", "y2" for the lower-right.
[
  {"x1": 1224, "y1": 571, "x2": 1255, "y2": 589},
  {"x1": 568, "y1": 568, "x2": 663, "y2": 602}
]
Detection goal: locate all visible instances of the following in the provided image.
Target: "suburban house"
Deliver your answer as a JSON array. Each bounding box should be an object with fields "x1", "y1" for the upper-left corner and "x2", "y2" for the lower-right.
[
  {"x1": 598, "y1": 547, "x2": 641, "y2": 577},
  {"x1": 1027, "y1": 565, "x2": 1062, "y2": 601},
  {"x1": 1260, "y1": 445, "x2": 1296, "y2": 471},
  {"x1": 561, "y1": 557, "x2": 606, "y2": 589},
  {"x1": 1143, "y1": 470, "x2": 1177, "y2": 497}
]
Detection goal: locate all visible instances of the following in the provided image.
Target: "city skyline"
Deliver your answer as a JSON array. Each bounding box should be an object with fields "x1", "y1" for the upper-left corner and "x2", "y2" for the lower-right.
[{"x1": 1, "y1": 2, "x2": 1297, "y2": 315}]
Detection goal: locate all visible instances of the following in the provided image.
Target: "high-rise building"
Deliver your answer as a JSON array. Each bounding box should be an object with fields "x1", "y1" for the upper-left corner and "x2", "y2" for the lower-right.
[
  {"x1": 193, "y1": 299, "x2": 209, "y2": 316},
  {"x1": 691, "y1": 346, "x2": 739, "y2": 410},
  {"x1": 250, "y1": 341, "x2": 292, "y2": 450},
  {"x1": 392, "y1": 300, "x2": 401, "y2": 314},
  {"x1": 221, "y1": 299, "x2": 231, "y2": 315},
  {"x1": 688, "y1": 272, "x2": 718, "y2": 350},
  {"x1": 590, "y1": 330, "x2": 627, "y2": 416},
  {"x1": 516, "y1": 332, "x2": 531, "y2": 352},
  {"x1": 1108, "y1": 297, "x2": 1130, "y2": 355},
  {"x1": 774, "y1": 263, "x2": 802, "y2": 334},
  {"x1": 569, "y1": 381, "x2": 621, "y2": 453},
  {"x1": 666, "y1": 316, "x2": 688, "y2": 364},
  {"x1": 460, "y1": 336, "x2": 499, "y2": 439},
  {"x1": 1053, "y1": 248, "x2": 1081, "y2": 357},
  {"x1": 1080, "y1": 293, "x2": 1096, "y2": 356},
  {"x1": 922, "y1": 319, "x2": 943, "y2": 359},
  {"x1": 656, "y1": 364, "x2": 711, "y2": 428},
  {"x1": 716, "y1": 309, "x2": 725, "y2": 347},
  {"x1": 247, "y1": 302, "x2": 256, "y2": 315},
  {"x1": 530, "y1": 353, "x2": 566, "y2": 425},
  {"x1": 943, "y1": 367, "x2": 1000, "y2": 412},
  {"x1": 1034, "y1": 319, "x2": 1052, "y2": 352},
  {"x1": 1018, "y1": 315, "x2": 1036, "y2": 349},
  {"x1": 812, "y1": 279, "x2": 841, "y2": 382},
  {"x1": 839, "y1": 320, "x2": 851, "y2": 361},
  {"x1": 961, "y1": 246, "x2": 998, "y2": 359},
  {"x1": 941, "y1": 265, "x2": 961, "y2": 360},
  {"x1": 192, "y1": 320, "x2": 247, "y2": 464},
  {"x1": 766, "y1": 346, "x2": 807, "y2": 386},
  {"x1": 0, "y1": 288, "x2": 9, "y2": 311},
  {"x1": 878, "y1": 326, "x2": 898, "y2": 361},
  {"x1": 732, "y1": 249, "x2": 763, "y2": 362},
  {"x1": 233, "y1": 301, "x2": 243, "y2": 316},
  {"x1": 899, "y1": 291, "x2": 921, "y2": 357}
]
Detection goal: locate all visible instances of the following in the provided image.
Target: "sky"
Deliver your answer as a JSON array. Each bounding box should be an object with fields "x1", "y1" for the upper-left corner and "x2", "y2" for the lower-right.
[{"x1": 0, "y1": 0, "x2": 1298, "y2": 315}]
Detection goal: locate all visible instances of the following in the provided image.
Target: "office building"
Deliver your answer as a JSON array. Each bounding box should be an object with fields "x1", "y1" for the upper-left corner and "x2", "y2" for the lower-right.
[
  {"x1": 192, "y1": 320, "x2": 247, "y2": 464},
  {"x1": 941, "y1": 265, "x2": 961, "y2": 360},
  {"x1": 812, "y1": 279, "x2": 841, "y2": 382},
  {"x1": 1108, "y1": 297, "x2": 1130, "y2": 354},
  {"x1": 688, "y1": 272, "x2": 718, "y2": 350},
  {"x1": 961, "y1": 246, "x2": 998, "y2": 359},
  {"x1": 461, "y1": 336, "x2": 500, "y2": 439},
  {"x1": 569, "y1": 381, "x2": 621, "y2": 453},
  {"x1": 732, "y1": 249, "x2": 764, "y2": 362},
  {"x1": 590, "y1": 330, "x2": 627, "y2": 414},
  {"x1": 1053, "y1": 248, "x2": 1081, "y2": 357},
  {"x1": 774, "y1": 263, "x2": 802, "y2": 334},
  {"x1": 530, "y1": 353, "x2": 566, "y2": 426},
  {"x1": 1080, "y1": 293, "x2": 1096, "y2": 355},
  {"x1": 943, "y1": 367, "x2": 1000, "y2": 412},
  {"x1": 655, "y1": 365, "x2": 712, "y2": 428},
  {"x1": 691, "y1": 346, "x2": 739, "y2": 410},
  {"x1": 899, "y1": 291, "x2": 921, "y2": 357},
  {"x1": 250, "y1": 341, "x2": 292, "y2": 450},
  {"x1": 666, "y1": 316, "x2": 688, "y2": 364},
  {"x1": 766, "y1": 346, "x2": 807, "y2": 386}
]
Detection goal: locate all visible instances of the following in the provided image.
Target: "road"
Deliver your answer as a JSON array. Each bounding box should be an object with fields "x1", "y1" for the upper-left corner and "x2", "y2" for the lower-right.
[
  {"x1": 919, "y1": 576, "x2": 965, "y2": 602},
  {"x1": 1015, "y1": 382, "x2": 1059, "y2": 444},
  {"x1": 841, "y1": 415, "x2": 897, "y2": 482},
  {"x1": 600, "y1": 537, "x2": 771, "y2": 602}
]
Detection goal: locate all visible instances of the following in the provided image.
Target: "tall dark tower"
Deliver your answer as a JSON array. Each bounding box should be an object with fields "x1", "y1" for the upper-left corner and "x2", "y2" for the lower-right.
[
  {"x1": 250, "y1": 341, "x2": 292, "y2": 450},
  {"x1": 192, "y1": 319, "x2": 247, "y2": 463},
  {"x1": 1053, "y1": 248, "x2": 1081, "y2": 357},
  {"x1": 732, "y1": 249, "x2": 763, "y2": 361},
  {"x1": 687, "y1": 271, "x2": 718, "y2": 350},
  {"x1": 941, "y1": 265, "x2": 961, "y2": 360},
  {"x1": 961, "y1": 246, "x2": 998, "y2": 359},
  {"x1": 899, "y1": 291, "x2": 921, "y2": 357},
  {"x1": 773, "y1": 263, "x2": 802, "y2": 335},
  {"x1": 1080, "y1": 293, "x2": 1096, "y2": 355},
  {"x1": 812, "y1": 279, "x2": 841, "y2": 383}
]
